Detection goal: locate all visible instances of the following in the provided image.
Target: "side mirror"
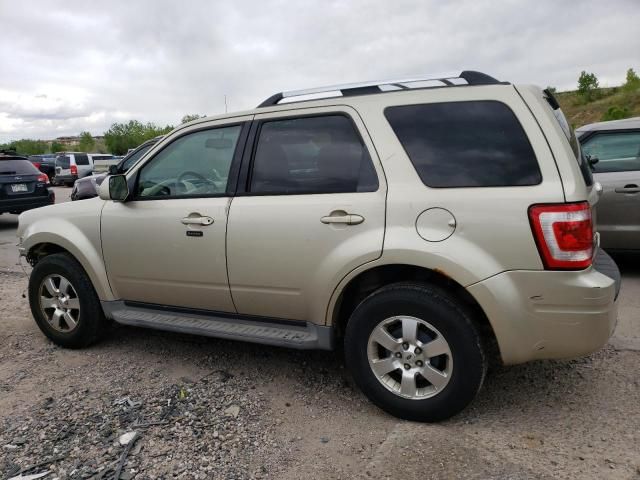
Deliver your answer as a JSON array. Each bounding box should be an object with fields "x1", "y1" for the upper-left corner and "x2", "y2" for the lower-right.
[
  {"x1": 98, "y1": 174, "x2": 129, "y2": 201},
  {"x1": 586, "y1": 154, "x2": 599, "y2": 170}
]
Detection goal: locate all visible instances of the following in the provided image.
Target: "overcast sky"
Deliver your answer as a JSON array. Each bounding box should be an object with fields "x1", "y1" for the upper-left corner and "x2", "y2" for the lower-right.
[{"x1": 0, "y1": 0, "x2": 638, "y2": 142}]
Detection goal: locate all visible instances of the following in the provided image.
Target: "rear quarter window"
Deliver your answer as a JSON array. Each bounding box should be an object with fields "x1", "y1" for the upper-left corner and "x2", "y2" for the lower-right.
[
  {"x1": 75, "y1": 154, "x2": 89, "y2": 165},
  {"x1": 385, "y1": 100, "x2": 542, "y2": 188}
]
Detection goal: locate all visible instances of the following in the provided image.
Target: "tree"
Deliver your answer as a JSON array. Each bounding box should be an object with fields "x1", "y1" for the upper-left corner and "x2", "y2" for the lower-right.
[
  {"x1": 181, "y1": 114, "x2": 205, "y2": 124},
  {"x1": 3, "y1": 139, "x2": 48, "y2": 155},
  {"x1": 577, "y1": 71, "x2": 599, "y2": 102},
  {"x1": 601, "y1": 105, "x2": 630, "y2": 121},
  {"x1": 78, "y1": 131, "x2": 95, "y2": 152},
  {"x1": 51, "y1": 141, "x2": 65, "y2": 153},
  {"x1": 624, "y1": 68, "x2": 640, "y2": 91},
  {"x1": 104, "y1": 120, "x2": 174, "y2": 155}
]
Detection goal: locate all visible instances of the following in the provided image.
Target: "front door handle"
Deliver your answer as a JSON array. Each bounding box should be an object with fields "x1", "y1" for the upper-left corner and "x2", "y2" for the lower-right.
[
  {"x1": 181, "y1": 215, "x2": 214, "y2": 226},
  {"x1": 615, "y1": 184, "x2": 640, "y2": 194},
  {"x1": 321, "y1": 212, "x2": 364, "y2": 225}
]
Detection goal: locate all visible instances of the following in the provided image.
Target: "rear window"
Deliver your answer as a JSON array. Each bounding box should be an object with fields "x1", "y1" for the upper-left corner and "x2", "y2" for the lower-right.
[
  {"x1": 385, "y1": 101, "x2": 541, "y2": 188},
  {"x1": 75, "y1": 154, "x2": 89, "y2": 165},
  {"x1": 56, "y1": 156, "x2": 70, "y2": 168},
  {"x1": 0, "y1": 160, "x2": 40, "y2": 175}
]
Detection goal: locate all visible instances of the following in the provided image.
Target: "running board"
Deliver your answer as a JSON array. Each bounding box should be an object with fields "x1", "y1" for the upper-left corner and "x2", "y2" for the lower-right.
[{"x1": 101, "y1": 301, "x2": 333, "y2": 350}]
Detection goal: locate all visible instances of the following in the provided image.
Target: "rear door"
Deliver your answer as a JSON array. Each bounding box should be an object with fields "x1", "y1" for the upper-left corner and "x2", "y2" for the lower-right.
[
  {"x1": 583, "y1": 130, "x2": 640, "y2": 250},
  {"x1": 226, "y1": 107, "x2": 386, "y2": 324},
  {"x1": 75, "y1": 153, "x2": 91, "y2": 177}
]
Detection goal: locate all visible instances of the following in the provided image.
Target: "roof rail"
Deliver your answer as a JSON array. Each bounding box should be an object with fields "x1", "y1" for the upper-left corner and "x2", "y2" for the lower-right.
[{"x1": 257, "y1": 70, "x2": 503, "y2": 108}]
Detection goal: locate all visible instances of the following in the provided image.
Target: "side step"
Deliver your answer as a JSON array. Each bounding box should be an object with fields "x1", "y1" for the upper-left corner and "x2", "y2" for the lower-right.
[{"x1": 101, "y1": 301, "x2": 333, "y2": 350}]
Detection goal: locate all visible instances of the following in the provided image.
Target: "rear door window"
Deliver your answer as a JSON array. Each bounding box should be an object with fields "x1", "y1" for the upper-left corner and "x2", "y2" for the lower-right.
[
  {"x1": 385, "y1": 101, "x2": 542, "y2": 188},
  {"x1": 249, "y1": 115, "x2": 378, "y2": 194},
  {"x1": 581, "y1": 132, "x2": 640, "y2": 173}
]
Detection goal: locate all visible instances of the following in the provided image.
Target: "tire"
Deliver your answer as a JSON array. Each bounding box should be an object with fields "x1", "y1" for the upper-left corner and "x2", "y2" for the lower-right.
[
  {"x1": 28, "y1": 253, "x2": 107, "y2": 348},
  {"x1": 344, "y1": 282, "x2": 486, "y2": 422}
]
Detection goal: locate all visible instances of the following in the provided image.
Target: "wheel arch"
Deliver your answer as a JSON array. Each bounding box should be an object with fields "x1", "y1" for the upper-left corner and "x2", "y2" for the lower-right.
[{"x1": 329, "y1": 263, "x2": 501, "y2": 362}]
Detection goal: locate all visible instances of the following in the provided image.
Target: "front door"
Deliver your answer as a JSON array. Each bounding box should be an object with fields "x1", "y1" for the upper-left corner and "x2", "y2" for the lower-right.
[
  {"x1": 101, "y1": 119, "x2": 250, "y2": 311},
  {"x1": 585, "y1": 130, "x2": 640, "y2": 250},
  {"x1": 226, "y1": 108, "x2": 387, "y2": 323}
]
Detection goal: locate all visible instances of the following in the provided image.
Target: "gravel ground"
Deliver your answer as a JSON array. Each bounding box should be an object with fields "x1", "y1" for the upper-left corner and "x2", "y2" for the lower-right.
[{"x1": 1, "y1": 193, "x2": 639, "y2": 479}]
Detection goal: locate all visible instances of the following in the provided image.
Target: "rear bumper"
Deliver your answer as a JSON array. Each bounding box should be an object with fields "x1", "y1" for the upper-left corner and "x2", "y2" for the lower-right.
[
  {"x1": 0, "y1": 193, "x2": 54, "y2": 214},
  {"x1": 468, "y1": 249, "x2": 619, "y2": 365},
  {"x1": 55, "y1": 174, "x2": 78, "y2": 183}
]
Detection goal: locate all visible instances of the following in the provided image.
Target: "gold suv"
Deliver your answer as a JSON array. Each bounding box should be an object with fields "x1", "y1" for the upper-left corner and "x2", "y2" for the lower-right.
[{"x1": 17, "y1": 71, "x2": 620, "y2": 421}]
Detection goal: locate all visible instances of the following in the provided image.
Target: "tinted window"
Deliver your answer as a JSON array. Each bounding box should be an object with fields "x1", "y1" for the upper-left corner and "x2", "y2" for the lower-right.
[
  {"x1": 250, "y1": 115, "x2": 378, "y2": 194},
  {"x1": 137, "y1": 126, "x2": 241, "y2": 198},
  {"x1": 581, "y1": 132, "x2": 640, "y2": 173},
  {"x1": 75, "y1": 154, "x2": 89, "y2": 165},
  {"x1": 121, "y1": 143, "x2": 154, "y2": 171},
  {"x1": 385, "y1": 101, "x2": 542, "y2": 188},
  {"x1": 0, "y1": 160, "x2": 40, "y2": 175},
  {"x1": 56, "y1": 156, "x2": 70, "y2": 169}
]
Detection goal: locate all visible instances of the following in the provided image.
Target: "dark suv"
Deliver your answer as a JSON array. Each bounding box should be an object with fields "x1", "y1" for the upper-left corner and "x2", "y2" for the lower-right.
[{"x1": 0, "y1": 152, "x2": 54, "y2": 214}]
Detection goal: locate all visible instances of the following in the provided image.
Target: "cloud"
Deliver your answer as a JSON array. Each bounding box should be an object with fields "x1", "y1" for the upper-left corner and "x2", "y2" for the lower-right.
[{"x1": 0, "y1": 0, "x2": 638, "y2": 142}]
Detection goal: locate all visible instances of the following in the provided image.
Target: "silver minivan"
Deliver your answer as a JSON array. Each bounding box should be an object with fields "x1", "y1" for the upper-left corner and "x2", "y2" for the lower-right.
[
  {"x1": 577, "y1": 117, "x2": 640, "y2": 252},
  {"x1": 53, "y1": 152, "x2": 93, "y2": 186}
]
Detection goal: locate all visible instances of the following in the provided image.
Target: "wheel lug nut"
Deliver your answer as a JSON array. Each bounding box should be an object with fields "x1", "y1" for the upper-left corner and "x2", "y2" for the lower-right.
[
  {"x1": 395, "y1": 352, "x2": 402, "y2": 358},
  {"x1": 402, "y1": 342, "x2": 409, "y2": 350},
  {"x1": 404, "y1": 364, "x2": 411, "y2": 370},
  {"x1": 416, "y1": 360, "x2": 424, "y2": 367},
  {"x1": 415, "y1": 347, "x2": 422, "y2": 355}
]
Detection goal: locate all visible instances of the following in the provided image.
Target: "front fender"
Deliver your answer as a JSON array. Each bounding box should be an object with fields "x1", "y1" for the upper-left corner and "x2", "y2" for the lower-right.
[{"x1": 18, "y1": 202, "x2": 114, "y2": 301}]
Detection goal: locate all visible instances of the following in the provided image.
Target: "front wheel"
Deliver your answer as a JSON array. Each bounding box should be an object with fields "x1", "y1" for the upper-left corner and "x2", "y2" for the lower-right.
[
  {"x1": 345, "y1": 283, "x2": 486, "y2": 422},
  {"x1": 28, "y1": 253, "x2": 108, "y2": 348}
]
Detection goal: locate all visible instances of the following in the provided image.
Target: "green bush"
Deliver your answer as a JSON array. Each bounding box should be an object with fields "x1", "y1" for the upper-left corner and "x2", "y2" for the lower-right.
[{"x1": 601, "y1": 105, "x2": 630, "y2": 121}]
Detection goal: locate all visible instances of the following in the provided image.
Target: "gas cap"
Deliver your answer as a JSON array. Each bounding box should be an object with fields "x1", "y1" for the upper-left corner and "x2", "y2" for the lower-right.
[{"x1": 416, "y1": 208, "x2": 456, "y2": 242}]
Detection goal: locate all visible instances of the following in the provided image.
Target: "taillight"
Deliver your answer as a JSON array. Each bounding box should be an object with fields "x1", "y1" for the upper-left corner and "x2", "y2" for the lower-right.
[
  {"x1": 33, "y1": 162, "x2": 41, "y2": 169},
  {"x1": 70, "y1": 165, "x2": 78, "y2": 175},
  {"x1": 528, "y1": 202, "x2": 594, "y2": 270},
  {"x1": 37, "y1": 173, "x2": 50, "y2": 184}
]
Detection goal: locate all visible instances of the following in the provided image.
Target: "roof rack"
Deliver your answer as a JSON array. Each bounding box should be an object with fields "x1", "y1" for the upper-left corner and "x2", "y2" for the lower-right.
[{"x1": 257, "y1": 70, "x2": 503, "y2": 108}]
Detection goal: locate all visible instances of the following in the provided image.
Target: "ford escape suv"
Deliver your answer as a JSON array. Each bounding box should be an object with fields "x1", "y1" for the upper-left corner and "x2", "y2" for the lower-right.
[{"x1": 17, "y1": 71, "x2": 620, "y2": 422}]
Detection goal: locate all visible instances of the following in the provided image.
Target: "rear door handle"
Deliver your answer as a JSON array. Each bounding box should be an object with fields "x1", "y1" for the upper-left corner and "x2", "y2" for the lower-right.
[
  {"x1": 181, "y1": 215, "x2": 214, "y2": 226},
  {"x1": 321, "y1": 213, "x2": 364, "y2": 225},
  {"x1": 615, "y1": 184, "x2": 640, "y2": 194}
]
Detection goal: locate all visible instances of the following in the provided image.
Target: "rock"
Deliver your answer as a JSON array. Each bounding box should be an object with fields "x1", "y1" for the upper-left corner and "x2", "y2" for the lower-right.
[
  {"x1": 320, "y1": 436, "x2": 330, "y2": 444},
  {"x1": 224, "y1": 405, "x2": 240, "y2": 418},
  {"x1": 118, "y1": 431, "x2": 138, "y2": 446}
]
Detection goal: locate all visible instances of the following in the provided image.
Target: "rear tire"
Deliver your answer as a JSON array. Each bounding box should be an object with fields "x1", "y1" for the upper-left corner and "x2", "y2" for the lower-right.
[
  {"x1": 28, "y1": 253, "x2": 107, "y2": 348},
  {"x1": 344, "y1": 282, "x2": 486, "y2": 422}
]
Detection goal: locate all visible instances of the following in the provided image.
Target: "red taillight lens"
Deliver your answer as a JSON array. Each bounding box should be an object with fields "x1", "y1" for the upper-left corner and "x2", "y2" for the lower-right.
[
  {"x1": 33, "y1": 162, "x2": 41, "y2": 169},
  {"x1": 37, "y1": 173, "x2": 50, "y2": 184},
  {"x1": 528, "y1": 202, "x2": 594, "y2": 270},
  {"x1": 70, "y1": 165, "x2": 78, "y2": 175}
]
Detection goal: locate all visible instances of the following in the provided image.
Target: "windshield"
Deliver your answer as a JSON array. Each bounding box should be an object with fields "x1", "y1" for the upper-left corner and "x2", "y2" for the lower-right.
[
  {"x1": 120, "y1": 142, "x2": 155, "y2": 172},
  {"x1": 0, "y1": 160, "x2": 40, "y2": 175}
]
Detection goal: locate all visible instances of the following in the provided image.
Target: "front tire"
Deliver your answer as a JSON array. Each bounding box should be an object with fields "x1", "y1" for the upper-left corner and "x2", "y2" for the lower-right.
[
  {"x1": 28, "y1": 253, "x2": 107, "y2": 348},
  {"x1": 345, "y1": 283, "x2": 486, "y2": 422}
]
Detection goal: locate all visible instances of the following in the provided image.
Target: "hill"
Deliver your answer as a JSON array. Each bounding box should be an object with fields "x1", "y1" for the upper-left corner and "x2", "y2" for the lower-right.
[{"x1": 556, "y1": 86, "x2": 640, "y2": 129}]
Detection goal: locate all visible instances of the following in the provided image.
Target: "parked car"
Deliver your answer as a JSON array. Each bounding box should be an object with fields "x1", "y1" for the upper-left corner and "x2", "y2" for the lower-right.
[
  {"x1": 17, "y1": 71, "x2": 620, "y2": 422},
  {"x1": 28, "y1": 154, "x2": 57, "y2": 180},
  {"x1": 53, "y1": 152, "x2": 92, "y2": 186},
  {"x1": 71, "y1": 137, "x2": 162, "y2": 201},
  {"x1": 577, "y1": 117, "x2": 640, "y2": 252},
  {"x1": 87, "y1": 154, "x2": 115, "y2": 174},
  {"x1": 0, "y1": 152, "x2": 54, "y2": 214}
]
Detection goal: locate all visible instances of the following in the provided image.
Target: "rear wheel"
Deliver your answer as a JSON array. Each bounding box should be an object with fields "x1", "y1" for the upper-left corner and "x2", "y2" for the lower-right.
[
  {"x1": 28, "y1": 253, "x2": 107, "y2": 348},
  {"x1": 345, "y1": 282, "x2": 486, "y2": 422}
]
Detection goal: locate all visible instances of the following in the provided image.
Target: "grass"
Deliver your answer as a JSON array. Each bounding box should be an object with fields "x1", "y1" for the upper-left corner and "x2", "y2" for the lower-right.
[{"x1": 555, "y1": 86, "x2": 640, "y2": 128}]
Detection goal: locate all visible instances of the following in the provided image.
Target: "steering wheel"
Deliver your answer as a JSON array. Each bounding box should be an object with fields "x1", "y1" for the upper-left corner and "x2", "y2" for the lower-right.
[{"x1": 178, "y1": 171, "x2": 208, "y2": 184}]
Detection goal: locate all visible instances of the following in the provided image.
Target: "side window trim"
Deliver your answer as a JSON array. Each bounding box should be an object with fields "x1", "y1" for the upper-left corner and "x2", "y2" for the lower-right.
[
  {"x1": 127, "y1": 122, "x2": 250, "y2": 201},
  {"x1": 235, "y1": 112, "x2": 378, "y2": 196}
]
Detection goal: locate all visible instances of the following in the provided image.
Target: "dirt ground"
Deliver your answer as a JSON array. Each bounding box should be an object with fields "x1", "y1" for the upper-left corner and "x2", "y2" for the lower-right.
[{"x1": 1, "y1": 188, "x2": 639, "y2": 479}]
